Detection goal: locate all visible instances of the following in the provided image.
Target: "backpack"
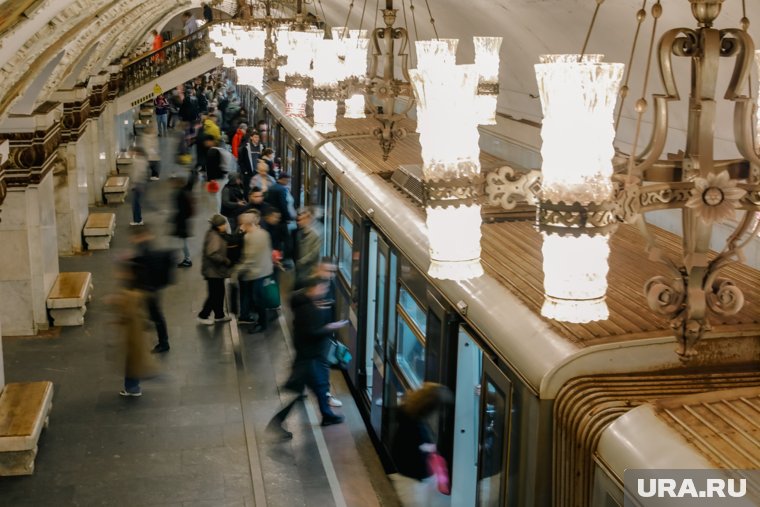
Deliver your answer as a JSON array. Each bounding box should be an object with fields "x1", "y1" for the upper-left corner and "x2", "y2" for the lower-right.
[
  {"x1": 223, "y1": 231, "x2": 245, "y2": 266},
  {"x1": 148, "y1": 249, "x2": 176, "y2": 289},
  {"x1": 134, "y1": 248, "x2": 175, "y2": 290}
]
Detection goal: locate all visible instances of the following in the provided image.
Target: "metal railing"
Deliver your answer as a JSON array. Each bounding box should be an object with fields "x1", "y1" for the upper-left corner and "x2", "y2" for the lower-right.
[{"x1": 120, "y1": 23, "x2": 218, "y2": 94}]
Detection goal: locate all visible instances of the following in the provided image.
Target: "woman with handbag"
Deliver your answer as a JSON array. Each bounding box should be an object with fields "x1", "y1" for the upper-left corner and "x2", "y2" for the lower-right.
[
  {"x1": 197, "y1": 214, "x2": 232, "y2": 325},
  {"x1": 389, "y1": 383, "x2": 453, "y2": 507}
]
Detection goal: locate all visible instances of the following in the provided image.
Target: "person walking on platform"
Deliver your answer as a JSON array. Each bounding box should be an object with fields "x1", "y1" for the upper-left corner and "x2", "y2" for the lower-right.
[
  {"x1": 237, "y1": 128, "x2": 260, "y2": 190},
  {"x1": 130, "y1": 227, "x2": 171, "y2": 353},
  {"x1": 141, "y1": 124, "x2": 161, "y2": 181},
  {"x1": 197, "y1": 214, "x2": 232, "y2": 325},
  {"x1": 111, "y1": 282, "x2": 154, "y2": 397},
  {"x1": 266, "y1": 278, "x2": 347, "y2": 440}
]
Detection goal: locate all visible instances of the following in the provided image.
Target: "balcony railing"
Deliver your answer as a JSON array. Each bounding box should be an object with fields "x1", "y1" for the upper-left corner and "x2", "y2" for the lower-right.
[{"x1": 120, "y1": 23, "x2": 218, "y2": 94}]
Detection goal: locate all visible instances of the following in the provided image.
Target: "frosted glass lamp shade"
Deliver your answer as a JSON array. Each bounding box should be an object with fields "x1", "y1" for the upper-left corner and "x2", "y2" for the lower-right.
[
  {"x1": 535, "y1": 54, "x2": 624, "y2": 323},
  {"x1": 474, "y1": 36, "x2": 502, "y2": 125},
  {"x1": 285, "y1": 87, "x2": 308, "y2": 118},
  {"x1": 410, "y1": 63, "x2": 483, "y2": 280},
  {"x1": 540, "y1": 234, "x2": 610, "y2": 323},
  {"x1": 344, "y1": 93, "x2": 366, "y2": 119}
]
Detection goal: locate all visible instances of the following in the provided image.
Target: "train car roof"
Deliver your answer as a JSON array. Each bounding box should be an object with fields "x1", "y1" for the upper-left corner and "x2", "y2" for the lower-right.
[{"x1": 255, "y1": 85, "x2": 760, "y2": 398}]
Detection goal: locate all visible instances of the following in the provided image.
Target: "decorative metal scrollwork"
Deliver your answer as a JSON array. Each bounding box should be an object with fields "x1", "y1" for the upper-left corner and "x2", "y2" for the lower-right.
[
  {"x1": 425, "y1": 175, "x2": 484, "y2": 208},
  {"x1": 484, "y1": 166, "x2": 541, "y2": 210},
  {"x1": 537, "y1": 201, "x2": 619, "y2": 236}
]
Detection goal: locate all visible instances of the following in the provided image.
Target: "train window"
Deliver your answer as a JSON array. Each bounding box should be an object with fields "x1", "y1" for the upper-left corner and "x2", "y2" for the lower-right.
[
  {"x1": 323, "y1": 180, "x2": 334, "y2": 257},
  {"x1": 395, "y1": 284, "x2": 427, "y2": 388},
  {"x1": 478, "y1": 381, "x2": 508, "y2": 506},
  {"x1": 308, "y1": 159, "x2": 321, "y2": 205},
  {"x1": 396, "y1": 317, "x2": 425, "y2": 388},
  {"x1": 339, "y1": 210, "x2": 354, "y2": 238},
  {"x1": 398, "y1": 286, "x2": 427, "y2": 335},
  {"x1": 338, "y1": 213, "x2": 353, "y2": 284}
]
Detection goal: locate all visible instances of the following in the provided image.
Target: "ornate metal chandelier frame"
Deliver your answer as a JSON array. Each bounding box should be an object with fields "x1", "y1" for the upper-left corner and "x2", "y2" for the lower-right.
[{"x1": 480, "y1": 0, "x2": 760, "y2": 358}]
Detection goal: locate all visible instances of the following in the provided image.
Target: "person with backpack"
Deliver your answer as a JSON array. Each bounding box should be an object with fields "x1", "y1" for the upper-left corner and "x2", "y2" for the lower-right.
[
  {"x1": 130, "y1": 226, "x2": 172, "y2": 353},
  {"x1": 236, "y1": 210, "x2": 274, "y2": 331},
  {"x1": 197, "y1": 214, "x2": 233, "y2": 325}
]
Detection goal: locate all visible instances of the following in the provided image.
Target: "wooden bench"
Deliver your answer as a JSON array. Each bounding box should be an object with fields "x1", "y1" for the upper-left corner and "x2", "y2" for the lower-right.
[
  {"x1": 0, "y1": 381, "x2": 54, "y2": 476},
  {"x1": 46, "y1": 272, "x2": 93, "y2": 326},
  {"x1": 83, "y1": 212, "x2": 116, "y2": 250},
  {"x1": 103, "y1": 175, "x2": 129, "y2": 204}
]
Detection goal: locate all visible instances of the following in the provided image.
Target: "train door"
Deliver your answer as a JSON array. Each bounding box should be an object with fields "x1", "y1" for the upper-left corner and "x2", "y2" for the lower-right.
[
  {"x1": 364, "y1": 229, "x2": 394, "y2": 437},
  {"x1": 451, "y1": 328, "x2": 483, "y2": 507},
  {"x1": 322, "y1": 179, "x2": 335, "y2": 257},
  {"x1": 477, "y1": 357, "x2": 513, "y2": 507}
]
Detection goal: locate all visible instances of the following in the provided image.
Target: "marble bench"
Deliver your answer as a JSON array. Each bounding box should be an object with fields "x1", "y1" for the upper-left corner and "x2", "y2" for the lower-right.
[
  {"x1": 103, "y1": 175, "x2": 129, "y2": 204},
  {"x1": 116, "y1": 153, "x2": 133, "y2": 175},
  {"x1": 46, "y1": 272, "x2": 93, "y2": 327},
  {"x1": 83, "y1": 212, "x2": 116, "y2": 250},
  {"x1": 0, "y1": 381, "x2": 54, "y2": 476}
]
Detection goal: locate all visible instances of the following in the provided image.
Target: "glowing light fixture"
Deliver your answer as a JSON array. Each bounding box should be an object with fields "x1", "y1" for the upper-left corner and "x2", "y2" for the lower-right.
[
  {"x1": 473, "y1": 36, "x2": 503, "y2": 125},
  {"x1": 756, "y1": 50, "x2": 760, "y2": 150},
  {"x1": 414, "y1": 40, "x2": 458, "y2": 133},
  {"x1": 344, "y1": 34, "x2": 370, "y2": 119},
  {"x1": 312, "y1": 39, "x2": 341, "y2": 133},
  {"x1": 284, "y1": 31, "x2": 318, "y2": 118},
  {"x1": 411, "y1": 56, "x2": 483, "y2": 280},
  {"x1": 534, "y1": 54, "x2": 624, "y2": 323},
  {"x1": 235, "y1": 29, "x2": 267, "y2": 90}
]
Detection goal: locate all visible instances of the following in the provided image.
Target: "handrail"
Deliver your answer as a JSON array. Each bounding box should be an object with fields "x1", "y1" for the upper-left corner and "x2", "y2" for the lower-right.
[
  {"x1": 119, "y1": 21, "x2": 224, "y2": 94},
  {"x1": 123, "y1": 20, "x2": 225, "y2": 68}
]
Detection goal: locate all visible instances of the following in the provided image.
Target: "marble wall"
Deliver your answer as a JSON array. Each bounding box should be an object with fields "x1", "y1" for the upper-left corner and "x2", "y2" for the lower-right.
[
  {"x1": 0, "y1": 172, "x2": 60, "y2": 335},
  {"x1": 54, "y1": 138, "x2": 90, "y2": 254},
  {"x1": 85, "y1": 124, "x2": 105, "y2": 206}
]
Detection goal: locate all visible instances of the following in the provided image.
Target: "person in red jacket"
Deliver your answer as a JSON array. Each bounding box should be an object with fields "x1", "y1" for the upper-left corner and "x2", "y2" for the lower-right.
[{"x1": 231, "y1": 122, "x2": 247, "y2": 159}]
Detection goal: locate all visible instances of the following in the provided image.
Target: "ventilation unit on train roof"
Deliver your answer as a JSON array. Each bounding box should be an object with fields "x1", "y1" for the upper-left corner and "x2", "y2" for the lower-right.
[{"x1": 390, "y1": 164, "x2": 425, "y2": 206}]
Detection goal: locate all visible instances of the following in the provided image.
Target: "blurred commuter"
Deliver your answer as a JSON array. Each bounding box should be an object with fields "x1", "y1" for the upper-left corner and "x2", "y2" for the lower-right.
[
  {"x1": 150, "y1": 30, "x2": 164, "y2": 69},
  {"x1": 237, "y1": 211, "x2": 273, "y2": 331},
  {"x1": 312, "y1": 257, "x2": 343, "y2": 408},
  {"x1": 130, "y1": 227, "x2": 172, "y2": 353},
  {"x1": 266, "y1": 278, "x2": 347, "y2": 440},
  {"x1": 261, "y1": 148, "x2": 275, "y2": 177},
  {"x1": 171, "y1": 174, "x2": 195, "y2": 267},
  {"x1": 141, "y1": 124, "x2": 161, "y2": 181},
  {"x1": 237, "y1": 128, "x2": 260, "y2": 190},
  {"x1": 221, "y1": 173, "x2": 248, "y2": 223},
  {"x1": 390, "y1": 383, "x2": 453, "y2": 507},
  {"x1": 197, "y1": 214, "x2": 232, "y2": 325},
  {"x1": 154, "y1": 94, "x2": 169, "y2": 137},
  {"x1": 294, "y1": 207, "x2": 322, "y2": 289},
  {"x1": 231, "y1": 122, "x2": 247, "y2": 159},
  {"x1": 129, "y1": 146, "x2": 148, "y2": 226},
  {"x1": 252, "y1": 160, "x2": 275, "y2": 193},
  {"x1": 202, "y1": 2, "x2": 213, "y2": 23}
]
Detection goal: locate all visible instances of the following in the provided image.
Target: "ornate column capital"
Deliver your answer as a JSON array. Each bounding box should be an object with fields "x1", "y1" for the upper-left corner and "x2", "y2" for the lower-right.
[
  {"x1": 0, "y1": 102, "x2": 63, "y2": 188},
  {"x1": 52, "y1": 87, "x2": 91, "y2": 143},
  {"x1": 88, "y1": 73, "x2": 110, "y2": 118}
]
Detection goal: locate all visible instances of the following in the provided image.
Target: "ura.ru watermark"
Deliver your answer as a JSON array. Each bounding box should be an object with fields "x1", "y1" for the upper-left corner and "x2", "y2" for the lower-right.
[{"x1": 624, "y1": 470, "x2": 759, "y2": 506}]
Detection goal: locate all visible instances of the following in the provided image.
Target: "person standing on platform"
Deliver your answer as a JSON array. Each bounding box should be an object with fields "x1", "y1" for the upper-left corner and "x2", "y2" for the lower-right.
[
  {"x1": 220, "y1": 173, "x2": 248, "y2": 224},
  {"x1": 197, "y1": 214, "x2": 232, "y2": 325},
  {"x1": 129, "y1": 146, "x2": 148, "y2": 226},
  {"x1": 154, "y1": 94, "x2": 169, "y2": 137},
  {"x1": 141, "y1": 124, "x2": 161, "y2": 181},
  {"x1": 294, "y1": 207, "x2": 322, "y2": 289},
  {"x1": 231, "y1": 122, "x2": 247, "y2": 159},
  {"x1": 266, "y1": 172, "x2": 295, "y2": 264},
  {"x1": 236, "y1": 211, "x2": 273, "y2": 331},
  {"x1": 237, "y1": 128, "x2": 260, "y2": 190},
  {"x1": 172, "y1": 174, "x2": 195, "y2": 268},
  {"x1": 252, "y1": 160, "x2": 275, "y2": 194},
  {"x1": 266, "y1": 278, "x2": 347, "y2": 440},
  {"x1": 261, "y1": 148, "x2": 276, "y2": 178}
]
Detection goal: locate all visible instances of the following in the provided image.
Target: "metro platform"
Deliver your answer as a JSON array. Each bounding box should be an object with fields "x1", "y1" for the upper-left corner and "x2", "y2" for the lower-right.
[{"x1": 0, "y1": 134, "x2": 399, "y2": 507}]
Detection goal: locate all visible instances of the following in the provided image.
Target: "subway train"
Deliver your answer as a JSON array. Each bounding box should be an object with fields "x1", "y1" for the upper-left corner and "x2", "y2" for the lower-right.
[{"x1": 237, "y1": 83, "x2": 760, "y2": 507}]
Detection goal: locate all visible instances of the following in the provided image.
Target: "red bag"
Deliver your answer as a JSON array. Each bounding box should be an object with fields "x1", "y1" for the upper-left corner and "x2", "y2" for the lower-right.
[
  {"x1": 427, "y1": 452, "x2": 450, "y2": 495},
  {"x1": 206, "y1": 180, "x2": 220, "y2": 193}
]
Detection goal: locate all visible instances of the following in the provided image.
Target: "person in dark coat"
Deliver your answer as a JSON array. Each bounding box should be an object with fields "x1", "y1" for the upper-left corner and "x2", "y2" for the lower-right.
[
  {"x1": 130, "y1": 226, "x2": 170, "y2": 353},
  {"x1": 389, "y1": 383, "x2": 453, "y2": 506},
  {"x1": 197, "y1": 214, "x2": 232, "y2": 324},
  {"x1": 266, "y1": 278, "x2": 348, "y2": 440},
  {"x1": 237, "y1": 128, "x2": 260, "y2": 190},
  {"x1": 171, "y1": 175, "x2": 195, "y2": 267},
  {"x1": 220, "y1": 173, "x2": 248, "y2": 222},
  {"x1": 202, "y1": 2, "x2": 213, "y2": 23},
  {"x1": 179, "y1": 89, "x2": 200, "y2": 124}
]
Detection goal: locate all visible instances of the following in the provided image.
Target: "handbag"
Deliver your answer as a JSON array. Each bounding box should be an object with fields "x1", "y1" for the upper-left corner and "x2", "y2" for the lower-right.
[
  {"x1": 206, "y1": 180, "x2": 220, "y2": 193},
  {"x1": 326, "y1": 339, "x2": 352, "y2": 369},
  {"x1": 261, "y1": 275, "x2": 280, "y2": 309},
  {"x1": 427, "y1": 452, "x2": 450, "y2": 495}
]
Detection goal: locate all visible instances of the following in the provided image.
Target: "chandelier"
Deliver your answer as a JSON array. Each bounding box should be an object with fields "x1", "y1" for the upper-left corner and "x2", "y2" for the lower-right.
[
  {"x1": 209, "y1": 0, "x2": 317, "y2": 89},
  {"x1": 434, "y1": 0, "x2": 760, "y2": 359}
]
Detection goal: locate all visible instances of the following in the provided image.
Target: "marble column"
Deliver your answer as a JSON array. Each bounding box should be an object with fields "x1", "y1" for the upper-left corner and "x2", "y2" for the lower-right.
[
  {"x1": 105, "y1": 66, "x2": 121, "y2": 174},
  {"x1": 86, "y1": 74, "x2": 110, "y2": 205},
  {"x1": 0, "y1": 139, "x2": 9, "y2": 389},
  {"x1": 0, "y1": 105, "x2": 62, "y2": 335},
  {"x1": 51, "y1": 87, "x2": 91, "y2": 255}
]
